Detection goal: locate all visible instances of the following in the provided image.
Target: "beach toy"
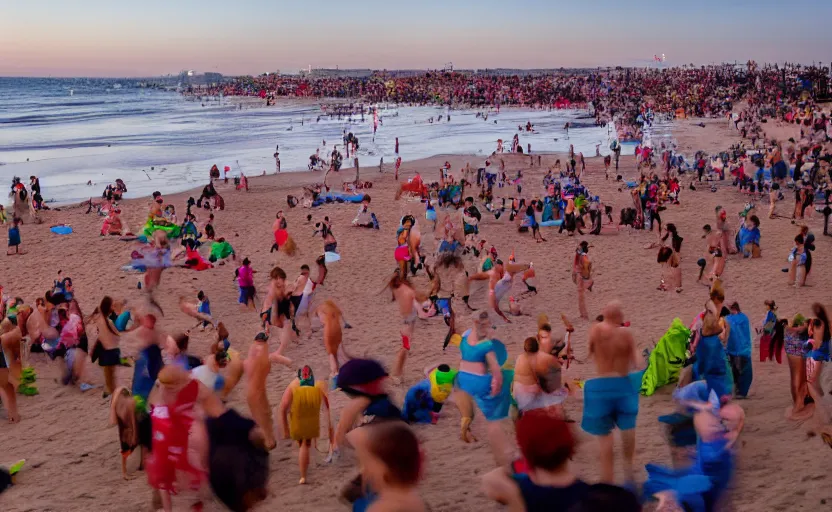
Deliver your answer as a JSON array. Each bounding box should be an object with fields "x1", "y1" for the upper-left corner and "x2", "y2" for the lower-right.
[
  {"x1": 50, "y1": 225, "x2": 73, "y2": 235},
  {"x1": 324, "y1": 251, "x2": 340, "y2": 263}
]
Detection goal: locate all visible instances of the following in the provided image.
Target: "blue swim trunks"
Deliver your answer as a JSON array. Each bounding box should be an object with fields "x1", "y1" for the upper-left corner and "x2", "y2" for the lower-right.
[
  {"x1": 581, "y1": 371, "x2": 644, "y2": 436},
  {"x1": 436, "y1": 298, "x2": 451, "y2": 317}
]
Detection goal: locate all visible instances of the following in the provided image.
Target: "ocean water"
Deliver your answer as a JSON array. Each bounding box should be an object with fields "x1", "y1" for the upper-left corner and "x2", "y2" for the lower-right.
[{"x1": 0, "y1": 77, "x2": 619, "y2": 204}]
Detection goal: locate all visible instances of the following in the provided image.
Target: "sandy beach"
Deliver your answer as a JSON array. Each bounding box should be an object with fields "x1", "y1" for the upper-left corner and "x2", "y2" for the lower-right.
[{"x1": 1, "y1": 115, "x2": 831, "y2": 512}]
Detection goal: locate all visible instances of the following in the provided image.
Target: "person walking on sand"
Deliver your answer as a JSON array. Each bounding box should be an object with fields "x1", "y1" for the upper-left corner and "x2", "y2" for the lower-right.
[
  {"x1": 88, "y1": 296, "x2": 123, "y2": 398},
  {"x1": 572, "y1": 241, "x2": 593, "y2": 320},
  {"x1": 278, "y1": 365, "x2": 333, "y2": 484},
  {"x1": 245, "y1": 332, "x2": 291, "y2": 451},
  {"x1": 312, "y1": 299, "x2": 353, "y2": 378},
  {"x1": 383, "y1": 272, "x2": 433, "y2": 384},
  {"x1": 582, "y1": 302, "x2": 643, "y2": 485},
  {"x1": 236, "y1": 258, "x2": 257, "y2": 310},
  {"x1": 468, "y1": 259, "x2": 534, "y2": 323},
  {"x1": 6, "y1": 217, "x2": 23, "y2": 256}
]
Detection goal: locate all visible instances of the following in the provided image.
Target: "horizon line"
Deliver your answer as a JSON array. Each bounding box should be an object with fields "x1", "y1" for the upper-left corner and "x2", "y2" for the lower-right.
[{"x1": 3, "y1": 59, "x2": 830, "y2": 80}]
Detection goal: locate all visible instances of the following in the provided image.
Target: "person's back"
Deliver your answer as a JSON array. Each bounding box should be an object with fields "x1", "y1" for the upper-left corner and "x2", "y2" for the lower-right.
[
  {"x1": 513, "y1": 473, "x2": 590, "y2": 512},
  {"x1": 725, "y1": 312, "x2": 751, "y2": 357},
  {"x1": 589, "y1": 320, "x2": 635, "y2": 377}
]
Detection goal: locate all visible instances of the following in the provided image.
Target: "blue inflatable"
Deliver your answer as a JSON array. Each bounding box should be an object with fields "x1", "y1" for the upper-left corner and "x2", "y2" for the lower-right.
[{"x1": 311, "y1": 193, "x2": 365, "y2": 207}]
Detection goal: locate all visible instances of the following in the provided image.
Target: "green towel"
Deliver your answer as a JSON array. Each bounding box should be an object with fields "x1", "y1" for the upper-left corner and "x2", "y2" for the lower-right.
[
  {"x1": 210, "y1": 241, "x2": 235, "y2": 261},
  {"x1": 641, "y1": 318, "x2": 691, "y2": 396}
]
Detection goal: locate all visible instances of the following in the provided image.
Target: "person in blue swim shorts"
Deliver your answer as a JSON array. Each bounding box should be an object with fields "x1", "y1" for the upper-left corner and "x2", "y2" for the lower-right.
[{"x1": 581, "y1": 301, "x2": 644, "y2": 485}]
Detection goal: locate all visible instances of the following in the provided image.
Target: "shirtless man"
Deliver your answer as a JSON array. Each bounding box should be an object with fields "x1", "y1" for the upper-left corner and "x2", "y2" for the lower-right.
[
  {"x1": 385, "y1": 273, "x2": 432, "y2": 383},
  {"x1": 468, "y1": 259, "x2": 532, "y2": 323},
  {"x1": 572, "y1": 241, "x2": 593, "y2": 320},
  {"x1": 313, "y1": 300, "x2": 351, "y2": 378},
  {"x1": 582, "y1": 301, "x2": 643, "y2": 484},
  {"x1": 244, "y1": 332, "x2": 291, "y2": 451}
]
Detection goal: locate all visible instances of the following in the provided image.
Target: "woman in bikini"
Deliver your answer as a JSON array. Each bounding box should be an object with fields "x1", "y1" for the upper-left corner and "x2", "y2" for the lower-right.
[{"x1": 87, "y1": 297, "x2": 123, "y2": 397}]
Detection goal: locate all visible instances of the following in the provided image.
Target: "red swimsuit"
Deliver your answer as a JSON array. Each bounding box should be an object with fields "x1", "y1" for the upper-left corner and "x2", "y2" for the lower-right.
[{"x1": 146, "y1": 380, "x2": 204, "y2": 493}]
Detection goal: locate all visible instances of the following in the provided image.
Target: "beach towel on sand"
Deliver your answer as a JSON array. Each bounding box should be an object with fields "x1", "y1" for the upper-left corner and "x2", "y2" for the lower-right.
[{"x1": 641, "y1": 318, "x2": 690, "y2": 396}]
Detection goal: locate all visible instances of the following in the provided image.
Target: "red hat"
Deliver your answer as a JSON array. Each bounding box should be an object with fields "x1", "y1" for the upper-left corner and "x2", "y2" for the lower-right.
[{"x1": 516, "y1": 410, "x2": 575, "y2": 470}]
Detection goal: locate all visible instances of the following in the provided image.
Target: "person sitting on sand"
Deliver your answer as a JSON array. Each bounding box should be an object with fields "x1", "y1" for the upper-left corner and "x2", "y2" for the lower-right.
[
  {"x1": 737, "y1": 215, "x2": 761, "y2": 258},
  {"x1": 483, "y1": 411, "x2": 590, "y2": 511},
  {"x1": 209, "y1": 236, "x2": 235, "y2": 265},
  {"x1": 278, "y1": 365, "x2": 332, "y2": 484},
  {"x1": 352, "y1": 196, "x2": 377, "y2": 229}
]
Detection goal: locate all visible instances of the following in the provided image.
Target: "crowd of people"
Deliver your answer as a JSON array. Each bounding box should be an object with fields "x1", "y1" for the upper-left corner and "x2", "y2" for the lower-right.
[{"x1": 2, "y1": 62, "x2": 832, "y2": 511}]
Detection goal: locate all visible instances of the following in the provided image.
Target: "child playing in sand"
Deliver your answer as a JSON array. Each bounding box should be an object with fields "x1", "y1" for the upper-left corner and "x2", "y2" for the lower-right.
[
  {"x1": 236, "y1": 258, "x2": 257, "y2": 309},
  {"x1": 6, "y1": 218, "x2": 22, "y2": 256}
]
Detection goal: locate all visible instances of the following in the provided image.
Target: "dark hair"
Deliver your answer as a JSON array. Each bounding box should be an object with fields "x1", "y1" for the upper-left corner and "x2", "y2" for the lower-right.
[
  {"x1": 197, "y1": 290, "x2": 205, "y2": 300},
  {"x1": 365, "y1": 422, "x2": 422, "y2": 486},
  {"x1": 657, "y1": 246, "x2": 673, "y2": 263},
  {"x1": 524, "y1": 336, "x2": 539, "y2": 353},
  {"x1": 270, "y1": 267, "x2": 286, "y2": 280},
  {"x1": 812, "y1": 303, "x2": 831, "y2": 341},
  {"x1": 568, "y1": 484, "x2": 640, "y2": 512},
  {"x1": 242, "y1": 257, "x2": 251, "y2": 266},
  {"x1": 795, "y1": 234, "x2": 805, "y2": 244},
  {"x1": 300, "y1": 264, "x2": 310, "y2": 271},
  {"x1": 730, "y1": 302, "x2": 741, "y2": 312},
  {"x1": 174, "y1": 333, "x2": 189, "y2": 352},
  {"x1": 749, "y1": 215, "x2": 760, "y2": 227}
]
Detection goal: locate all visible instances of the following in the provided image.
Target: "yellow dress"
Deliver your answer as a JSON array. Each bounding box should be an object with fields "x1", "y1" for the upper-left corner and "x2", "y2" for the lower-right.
[{"x1": 289, "y1": 386, "x2": 322, "y2": 441}]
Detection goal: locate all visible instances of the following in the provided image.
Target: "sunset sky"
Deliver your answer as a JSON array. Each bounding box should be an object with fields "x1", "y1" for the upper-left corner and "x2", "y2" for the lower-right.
[{"x1": 1, "y1": 0, "x2": 830, "y2": 77}]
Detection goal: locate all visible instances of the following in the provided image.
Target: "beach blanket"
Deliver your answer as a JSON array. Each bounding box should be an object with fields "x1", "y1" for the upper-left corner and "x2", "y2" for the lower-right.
[
  {"x1": 311, "y1": 193, "x2": 365, "y2": 207},
  {"x1": 641, "y1": 318, "x2": 690, "y2": 396},
  {"x1": 141, "y1": 219, "x2": 181, "y2": 238}
]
